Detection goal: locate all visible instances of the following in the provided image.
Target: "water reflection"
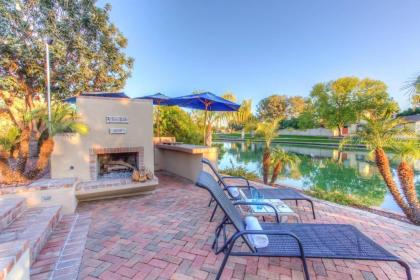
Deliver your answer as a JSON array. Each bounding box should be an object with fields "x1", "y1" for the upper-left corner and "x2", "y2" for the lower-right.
[{"x1": 214, "y1": 141, "x2": 420, "y2": 213}]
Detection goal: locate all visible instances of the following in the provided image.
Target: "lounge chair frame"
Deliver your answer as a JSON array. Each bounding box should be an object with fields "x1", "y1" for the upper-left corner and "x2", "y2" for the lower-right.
[
  {"x1": 195, "y1": 171, "x2": 412, "y2": 280},
  {"x1": 202, "y1": 158, "x2": 316, "y2": 220}
]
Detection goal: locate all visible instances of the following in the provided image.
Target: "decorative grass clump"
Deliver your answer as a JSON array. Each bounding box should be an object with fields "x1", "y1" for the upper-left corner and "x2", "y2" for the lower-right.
[
  {"x1": 219, "y1": 165, "x2": 259, "y2": 181},
  {"x1": 304, "y1": 187, "x2": 373, "y2": 208}
]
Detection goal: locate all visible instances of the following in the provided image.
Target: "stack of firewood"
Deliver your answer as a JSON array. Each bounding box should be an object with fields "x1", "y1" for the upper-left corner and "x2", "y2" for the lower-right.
[{"x1": 107, "y1": 161, "x2": 154, "y2": 182}]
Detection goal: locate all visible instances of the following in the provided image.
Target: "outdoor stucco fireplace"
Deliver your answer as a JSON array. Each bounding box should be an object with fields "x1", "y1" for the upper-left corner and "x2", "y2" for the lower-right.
[
  {"x1": 90, "y1": 147, "x2": 144, "y2": 180},
  {"x1": 51, "y1": 93, "x2": 156, "y2": 189}
]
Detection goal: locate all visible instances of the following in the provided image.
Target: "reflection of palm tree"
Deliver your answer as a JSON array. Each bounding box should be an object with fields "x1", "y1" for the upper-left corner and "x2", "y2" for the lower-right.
[
  {"x1": 256, "y1": 119, "x2": 280, "y2": 184},
  {"x1": 299, "y1": 155, "x2": 387, "y2": 206},
  {"x1": 270, "y1": 148, "x2": 300, "y2": 185},
  {"x1": 342, "y1": 110, "x2": 419, "y2": 224}
]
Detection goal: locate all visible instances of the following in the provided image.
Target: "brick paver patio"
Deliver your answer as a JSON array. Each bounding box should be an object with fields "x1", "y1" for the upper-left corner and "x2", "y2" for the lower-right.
[{"x1": 76, "y1": 172, "x2": 420, "y2": 280}]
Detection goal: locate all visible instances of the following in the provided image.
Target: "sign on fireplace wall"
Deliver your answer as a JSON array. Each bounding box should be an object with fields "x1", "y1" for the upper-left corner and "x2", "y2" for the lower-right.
[
  {"x1": 106, "y1": 116, "x2": 128, "y2": 124},
  {"x1": 109, "y1": 128, "x2": 127, "y2": 134}
]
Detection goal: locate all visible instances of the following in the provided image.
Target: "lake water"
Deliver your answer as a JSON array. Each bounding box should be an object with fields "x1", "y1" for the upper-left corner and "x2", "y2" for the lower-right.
[{"x1": 214, "y1": 141, "x2": 420, "y2": 214}]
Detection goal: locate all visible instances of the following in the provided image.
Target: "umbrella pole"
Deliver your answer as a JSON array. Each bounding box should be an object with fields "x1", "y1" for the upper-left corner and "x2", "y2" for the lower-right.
[
  {"x1": 203, "y1": 108, "x2": 208, "y2": 145},
  {"x1": 157, "y1": 104, "x2": 161, "y2": 142}
]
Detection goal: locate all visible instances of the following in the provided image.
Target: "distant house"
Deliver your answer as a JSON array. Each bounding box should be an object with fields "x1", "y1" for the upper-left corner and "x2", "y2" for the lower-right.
[{"x1": 401, "y1": 114, "x2": 420, "y2": 135}]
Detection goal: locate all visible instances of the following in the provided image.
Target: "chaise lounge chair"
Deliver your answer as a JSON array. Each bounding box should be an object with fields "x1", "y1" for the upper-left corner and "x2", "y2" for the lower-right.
[
  {"x1": 202, "y1": 158, "x2": 316, "y2": 221},
  {"x1": 195, "y1": 170, "x2": 412, "y2": 280}
]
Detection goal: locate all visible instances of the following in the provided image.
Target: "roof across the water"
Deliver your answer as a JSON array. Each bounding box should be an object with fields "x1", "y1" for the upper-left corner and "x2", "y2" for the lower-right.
[{"x1": 64, "y1": 92, "x2": 130, "y2": 104}]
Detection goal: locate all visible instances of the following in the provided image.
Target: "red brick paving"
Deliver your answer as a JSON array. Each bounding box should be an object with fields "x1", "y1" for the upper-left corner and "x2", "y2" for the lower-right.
[
  {"x1": 31, "y1": 213, "x2": 91, "y2": 280},
  {"x1": 77, "y1": 172, "x2": 420, "y2": 279}
]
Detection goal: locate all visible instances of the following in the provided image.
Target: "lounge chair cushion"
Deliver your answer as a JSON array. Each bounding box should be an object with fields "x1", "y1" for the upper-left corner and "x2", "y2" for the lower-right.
[
  {"x1": 226, "y1": 187, "x2": 240, "y2": 199},
  {"x1": 245, "y1": 216, "x2": 269, "y2": 248}
]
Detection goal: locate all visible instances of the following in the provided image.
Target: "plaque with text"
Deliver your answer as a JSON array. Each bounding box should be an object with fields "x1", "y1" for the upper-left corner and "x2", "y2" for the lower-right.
[
  {"x1": 106, "y1": 116, "x2": 128, "y2": 124},
  {"x1": 109, "y1": 128, "x2": 127, "y2": 134}
]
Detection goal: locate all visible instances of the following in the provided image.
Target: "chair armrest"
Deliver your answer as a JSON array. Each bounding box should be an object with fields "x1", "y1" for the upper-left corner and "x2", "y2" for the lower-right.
[
  {"x1": 221, "y1": 176, "x2": 250, "y2": 186},
  {"x1": 223, "y1": 185, "x2": 257, "y2": 191},
  {"x1": 217, "y1": 229, "x2": 304, "y2": 255},
  {"x1": 233, "y1": 201, "x2": 280, "y2": 223}
]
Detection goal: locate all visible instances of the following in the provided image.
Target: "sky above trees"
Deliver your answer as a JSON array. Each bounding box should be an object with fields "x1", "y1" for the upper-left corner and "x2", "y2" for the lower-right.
[{"x1": 98, "y1": 0, "x2": 420, "y2": 110}]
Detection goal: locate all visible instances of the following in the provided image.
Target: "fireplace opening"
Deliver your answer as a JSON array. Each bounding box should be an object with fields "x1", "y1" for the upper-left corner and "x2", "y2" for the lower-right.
[{"x1": 97, "y1": 152, "x2": 138, "y2": 179}]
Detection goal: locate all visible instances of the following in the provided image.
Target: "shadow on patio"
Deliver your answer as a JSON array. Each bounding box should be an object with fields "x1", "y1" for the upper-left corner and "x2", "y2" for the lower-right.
[{"x1": 76, "y1": 172, "x2": 420, "y2": 280}]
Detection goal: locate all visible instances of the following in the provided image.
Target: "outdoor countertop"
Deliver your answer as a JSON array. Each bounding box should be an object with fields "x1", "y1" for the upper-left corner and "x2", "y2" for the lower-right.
[{"x1": 155, "y1": 143, "x2": 217, "y2": 154}]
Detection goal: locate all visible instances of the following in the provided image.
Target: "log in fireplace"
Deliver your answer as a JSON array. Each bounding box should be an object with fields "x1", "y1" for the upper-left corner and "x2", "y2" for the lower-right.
[{"x1": 97, "y1": 152, "x2": 138, "y2": 179}]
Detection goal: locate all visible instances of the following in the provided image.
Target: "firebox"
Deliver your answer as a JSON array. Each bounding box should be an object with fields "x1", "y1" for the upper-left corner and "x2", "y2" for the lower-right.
[
  {"x1": 97, "y1": 152, "x2": 138, "y2": 179},
  {"x1": 89, "y1": 147, "x2": 144, "y2": 181}
]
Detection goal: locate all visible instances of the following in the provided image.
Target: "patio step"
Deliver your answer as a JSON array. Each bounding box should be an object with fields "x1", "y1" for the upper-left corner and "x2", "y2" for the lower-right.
[
  {"x1": 0, "y1": 198, "x2": 26, "y2": 231},
  {"x1": 0, "y1": 240, "x2": 30, "y2": 280},
  {"x1": 30, "y1": 213, "x2": 91, "y2": 280},
  {"x1": 0, "y1": 205, "x2": 62, "y2": 265}
]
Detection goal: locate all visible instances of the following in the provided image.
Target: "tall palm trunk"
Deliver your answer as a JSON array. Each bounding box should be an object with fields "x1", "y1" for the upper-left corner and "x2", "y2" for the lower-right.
[
  {"x1": 205, "y1": 124, "x2": 212, "y2": 146},
  {"x1": 397, "y1": 161, "x2": 420, "y2": 224},
  {"x1": 262, "y1": 147, "x2": 271, "y2": 184},
  {"x1": 374, "y1": 148, "x2": 418, "y2": 224},
  {"x1": 0, "y1": 157, "x2": 27, "y2": 184},
  {"x1": 26, "y1": 138, "x2": 54, "y2": 179},
  {"x1": 270, "y1": 161, "x2": 282, "y2": 186},
  {"x1": 16, "y1": 128, "x2": 30, "y2": 174}
]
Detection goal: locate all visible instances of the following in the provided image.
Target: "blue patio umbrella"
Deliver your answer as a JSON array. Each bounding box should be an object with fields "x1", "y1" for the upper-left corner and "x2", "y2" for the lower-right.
[
  {"x1": 135, "y1": 93, "x2": 170, "y2": 105},
  {"x1": 167, "y1": 92, "x2": 240, "y2": 145},
  {"x1": 135, "y1": 93, "x2": 170, "y2": 139}
]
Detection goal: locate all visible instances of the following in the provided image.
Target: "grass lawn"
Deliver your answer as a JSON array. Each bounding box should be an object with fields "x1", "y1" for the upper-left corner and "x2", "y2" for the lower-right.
[{"x1": 214, "y1": 133, "x2": 343, "y2": 144}]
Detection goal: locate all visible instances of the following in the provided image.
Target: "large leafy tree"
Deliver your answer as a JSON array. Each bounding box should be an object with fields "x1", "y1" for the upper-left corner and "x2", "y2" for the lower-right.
[
  {"x1": 310, "y1": 77, "x2": 398, "y2": 136},
  {"x1": 286, "y1": 96, "x2": 306, "y2": 118},
  {"x1": 310, "y1": 77, "x2": 359, "y2": 136},
  {"x1": 256, "y1": 95, "x2": 288, "y2": 121},
  {"x1": 0, "y1": 0, "x2": 134, "y2": 100},
  {"x1": 0, "y1": 0, "x2": 132, "y2": 182}
]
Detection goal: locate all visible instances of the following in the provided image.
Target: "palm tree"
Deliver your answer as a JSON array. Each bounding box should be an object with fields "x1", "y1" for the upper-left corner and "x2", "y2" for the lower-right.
[
  {"x1": 193, "y1": 92, "x2": 237, "y2": 146},
  {"x1": 341, "y1": 110, "x2": 420, "y2": 224},
  {"x1": 391, "y1": 140, "x2": 420, "y2": 223},
  {"x1": 256, "y1": 119, "x2": 280, "y2": 184},
  {"x1": 402, "y1": 74, "x2": 420, "y2": 109},
  {"x1": 270, "y1": 147, "x2": 300, "y2": 185},
  {"x1": 231, "y1": 99, "x2": 253, "y2": 139},
  {"x1": 0, "y1": 126, "x2": 27, "y2": 184},
  {"x1": 26, "y1": 102, "x2": 88, "y2": 179}
]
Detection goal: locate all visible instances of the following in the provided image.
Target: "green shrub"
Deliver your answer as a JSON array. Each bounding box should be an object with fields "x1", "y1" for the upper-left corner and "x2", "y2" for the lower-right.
[
  {"x1": 158, "y1": 107, "x2": 202, "y2": 144},
  {"x1": 219, "y1": 161, "x2": 259, "y2": 181}
]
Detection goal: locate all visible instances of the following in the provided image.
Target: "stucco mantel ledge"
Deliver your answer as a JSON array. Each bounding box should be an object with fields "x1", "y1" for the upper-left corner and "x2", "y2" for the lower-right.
[{"x1": 155, "y1": 144, "x2": 217, "y2": 154}]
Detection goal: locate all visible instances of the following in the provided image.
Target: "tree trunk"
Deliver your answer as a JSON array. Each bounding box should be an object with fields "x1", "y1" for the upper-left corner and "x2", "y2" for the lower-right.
[
  {"x1": 374, "y1": 148, "x2": 418, "y2": 224},
  {"x1": 337, "y1": 125, "x2": 342, "y2": 137},
  {"x1": 0, "y1": 157, "x2": 27, "y2": 184},
  {"x1": 15, "y1": 128, "x2": 30, "y2": 174},
  {"x1": 26, "y1": 138, "x2": 54, "y2": 179},
  {"x1": 205, "y1": 123, "x2": 212, "y2": 146},
  {"x1": 241, "y1": 128, "x2": 245, "y2": 140},
  {"x1": 397, "y1": 161, "x2": 420, "y2": 224},
  {"x1": 262, "y1": 147, "x2": 271, "y2": 184},
  {"x1": 270, "y1": 161, "x2": 282, "y2": 186}
]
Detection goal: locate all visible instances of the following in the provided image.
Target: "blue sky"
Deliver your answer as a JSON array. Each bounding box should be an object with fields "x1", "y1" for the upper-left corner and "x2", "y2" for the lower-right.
[{"x1": 98, "y1": 0, "x2": 420, "y2": 110}]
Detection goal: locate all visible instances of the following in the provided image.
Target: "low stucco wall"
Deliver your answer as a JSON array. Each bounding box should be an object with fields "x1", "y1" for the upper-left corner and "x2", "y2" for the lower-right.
[
  {"x1": 279, "y1": 128, "x2": 337, "y2": 137},
  {"x1": 51, "y1": 97, "x2": 154, "y2": 181},
  {"x1": 155, "y1": 144, "x2": 217, "y2": 182},
  {"x1": 0, "y1": 179, "x2": 77, "y2": 214},
  {"x1": 5, "y1": 249, "x2": 30, "y2": 280}
]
